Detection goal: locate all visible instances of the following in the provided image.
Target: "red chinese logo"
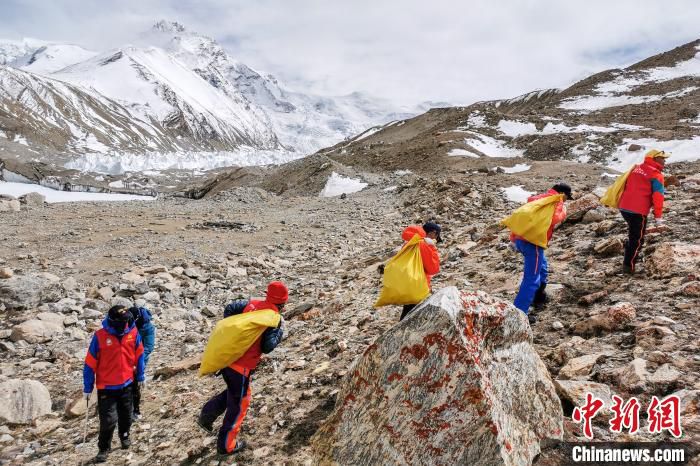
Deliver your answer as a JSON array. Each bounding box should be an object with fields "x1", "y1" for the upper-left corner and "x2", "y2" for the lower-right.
[
  {"x1": 573, "y1": 393, "x2": 682, "y2": 439},
  {"x1": 609, "y1": 395, "x2": 641, "y2": 434},
  {"x1": 572, "y1": 393, "x2": 605, "y2": 439},
  {"x1": 647, "y1": 395, "x2": 682, "y2": 438}
]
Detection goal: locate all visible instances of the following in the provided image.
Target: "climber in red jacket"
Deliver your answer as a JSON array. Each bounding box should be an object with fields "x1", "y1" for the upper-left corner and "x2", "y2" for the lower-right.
[
  {"x1": 399, "y1": 222, "x2": 441, "y2": 320},
  {"x1": 198, "y1": 281, "x2": 287, "y2": 456},
  {"x1": 618, "y1": 149, "x2": 669, "y2": 274}
]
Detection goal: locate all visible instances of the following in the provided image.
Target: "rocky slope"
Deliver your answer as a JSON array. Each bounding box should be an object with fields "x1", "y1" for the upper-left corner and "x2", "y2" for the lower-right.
[{"x1": 0, "y1": 156, "x2": 697, "y2": 464}]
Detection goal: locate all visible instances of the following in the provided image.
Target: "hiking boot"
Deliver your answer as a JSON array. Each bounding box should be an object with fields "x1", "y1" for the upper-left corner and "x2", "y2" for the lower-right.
[
  {"x1": 197, "y1": 416, "x2": 214, "y2": 434},
  {"x1": 527, "y1": 313, "x2": 537, "y2": 325},
  {"x1": 132, "y1": 412, "x2": 142, "y2": 422},
  {"x1": 622, "y1": 264, "x2": 634, "y2": 275},
  {"x1": 95, "y1": 449, "x2": 110, "y2": 463},
  {"x1": 217, "y1": 439, "x2": 247, "y2": 455},
  {"x1": 120, "y1": 437, "x2": 131, "y2": 450},
  {"x1": 532, "y1": 292, "x2": 549, "y2": 311}
]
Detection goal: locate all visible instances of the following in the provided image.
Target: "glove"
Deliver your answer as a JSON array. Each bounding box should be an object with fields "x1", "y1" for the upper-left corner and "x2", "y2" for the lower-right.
[
  {"x1": 653, "y1": 217, "x2": 665, "y2": 225},
  {"x1": 83, "y1": 392, "x2": 91, "y2": 401},
  {"x1": 424, "y1": 237, "x2": 435, "y2": 246}
]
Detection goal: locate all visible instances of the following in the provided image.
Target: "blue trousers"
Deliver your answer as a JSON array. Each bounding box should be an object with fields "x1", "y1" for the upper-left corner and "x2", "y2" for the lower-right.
[
  {"x1": 200, "y1": 367, "x2": 251, "y2": 453},
  {"x1": 513, "y1": 239, "x2": 548, "y2": 314}
]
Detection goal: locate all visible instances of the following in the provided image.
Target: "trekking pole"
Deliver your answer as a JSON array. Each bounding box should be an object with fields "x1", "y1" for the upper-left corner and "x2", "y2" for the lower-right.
[
  {"x1": 80, "y1": 398, "x2": 90, "y2": 466},
  {"x1": 83, "y1": 398, "x2": 90, "y2": 444}
]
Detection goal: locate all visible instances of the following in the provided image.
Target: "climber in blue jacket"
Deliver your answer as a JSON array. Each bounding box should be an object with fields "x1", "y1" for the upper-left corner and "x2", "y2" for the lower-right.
[{"x1": 128, "y1": 306, "x2": 156, "y2": 420}]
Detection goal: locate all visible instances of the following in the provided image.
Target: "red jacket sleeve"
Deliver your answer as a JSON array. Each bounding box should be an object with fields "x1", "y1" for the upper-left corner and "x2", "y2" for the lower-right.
[
  {"x1": 552, "y1": 201, "x2": 566, "y2": 227},
  {"x1": 419, "y1": 242, "x2": 440, "y2": 276}
]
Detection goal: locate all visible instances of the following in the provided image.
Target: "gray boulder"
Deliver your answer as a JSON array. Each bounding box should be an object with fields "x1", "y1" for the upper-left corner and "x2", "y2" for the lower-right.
[
  {"x1": 10, "y1": 319, "x2": 64, "y2": 344},
  {"x1": 0, "y1": 273, "x2": 61, "y2": 310},
  {"x1": 0, "y1": 379, "x2": 52, "y2": 424},
  {"x1": 312, "y1": 287, "x2": 563, "y2": 466},
  {"x1": 19, "y1": 192, "x2": 46, "y2": 208}
]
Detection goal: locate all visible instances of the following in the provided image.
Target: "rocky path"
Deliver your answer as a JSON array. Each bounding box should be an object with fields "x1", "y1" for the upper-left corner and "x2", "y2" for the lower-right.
[{"x1": 0, "y1": 161, "x2": 698, "y2": 465}]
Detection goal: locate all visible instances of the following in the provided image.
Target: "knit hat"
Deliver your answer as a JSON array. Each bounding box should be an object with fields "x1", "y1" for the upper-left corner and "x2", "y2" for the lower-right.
[
  {"x1": 423, "y1": 222, "x2": 443, "y2": 243},
  {"x1": 266, "y1": 281, "x2": 289, "y2": 304},
  {"x1": 108, "y1": 305, "x2": 130, "y2": 322},
  {"x1": 552, "y1": 183, "x2": 573, "y2": 200}
]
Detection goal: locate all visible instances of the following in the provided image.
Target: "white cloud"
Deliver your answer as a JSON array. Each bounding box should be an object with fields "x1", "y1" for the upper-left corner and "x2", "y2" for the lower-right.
[{"x1": 2, "y1": 0, "x2": 700, "y2": 106}]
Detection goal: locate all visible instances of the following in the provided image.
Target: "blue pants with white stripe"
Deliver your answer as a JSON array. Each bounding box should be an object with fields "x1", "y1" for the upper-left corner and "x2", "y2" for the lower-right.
[{"x1": 513, "y1": 239, "x2": 548, "y2": 314}]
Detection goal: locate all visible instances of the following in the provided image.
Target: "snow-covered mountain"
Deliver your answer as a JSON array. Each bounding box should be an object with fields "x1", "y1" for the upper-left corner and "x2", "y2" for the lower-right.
[
  {"x1": 0, "y1": 21, "x2": 420, "y2": 173},
  {"x1": 144, "y1": 20, "x2": 418, "y2": 153}
]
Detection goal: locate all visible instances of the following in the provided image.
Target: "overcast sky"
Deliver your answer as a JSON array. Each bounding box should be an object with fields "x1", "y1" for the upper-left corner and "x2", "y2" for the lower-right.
[{"x1": 2, "y1": 0, "x2": 700, "y2": 107}]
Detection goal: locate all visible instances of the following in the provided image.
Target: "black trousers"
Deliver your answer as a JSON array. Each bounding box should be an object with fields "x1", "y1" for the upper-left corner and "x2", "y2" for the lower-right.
[
  {"x1": 621, "y1": 211, "x2": 647, "y2": 271},
  {"x1": 132, "y1": 374, "x2": 141, "y2": 415},
  {"x1": 97, "y1": 386, "x2": 133, "y2": 451}
]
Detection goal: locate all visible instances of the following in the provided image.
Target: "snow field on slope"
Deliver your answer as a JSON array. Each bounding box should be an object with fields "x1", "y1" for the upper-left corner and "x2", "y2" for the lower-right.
[
  {"x1": 448, "y1": 148, "x2": 479, "y2": 158},
  {"x1": 0, "y1": 181, "x2": 154, "y2": 203},
  {"x1": 498, "y1": 163, "x2": 531, "y2": 173},
  {"x1": 500, "y1": 185, "x2": 534, "y2": 203},
  {"x1": 64, "y1": 148, "x2": 302, "y2": 174},
  {"x1": 607, "y1": 136, "x2": 700, "y2": 171},
  {"x1": 497, "y1": 119, "x2": 647, "y2": 137},
  {"x1": 320, "y1": 172, "x2": 367, "y2": 197},
  {"x1": 559, "y1": 46, "x2": 700, "y2": 112},
  {"x1": 463, "y1": 133, "x2": 523, "y2": 158}
]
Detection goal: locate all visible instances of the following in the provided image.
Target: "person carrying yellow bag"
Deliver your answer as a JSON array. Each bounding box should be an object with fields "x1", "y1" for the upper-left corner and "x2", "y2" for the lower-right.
[
  {"x1": 198, "y1": 281, "x2": 288, "y2": 456},
  {"x1": 375, "y1": 223, "x2": 441, "y2": 320},
  {"x1": 501, "y1": 184, "x2": 570, "y2": 324}
]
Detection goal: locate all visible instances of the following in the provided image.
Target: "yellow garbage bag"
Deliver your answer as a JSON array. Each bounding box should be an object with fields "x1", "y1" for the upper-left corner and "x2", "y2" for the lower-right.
[
  {"x1": 199, "y1": 309, "x2": 281, "y2": 376},
  {"x1": 500, "y1": 194, "x2": 565, "y2": 248},
  {"x1": 600, "y1": 167, "x2": 633, "y2": 208},
  {"x1": 374, "y1": 234, "x2": 430, "y2": 307}
]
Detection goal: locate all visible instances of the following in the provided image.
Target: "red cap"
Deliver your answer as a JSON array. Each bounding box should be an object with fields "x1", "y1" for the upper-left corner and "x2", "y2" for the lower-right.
[{"x1": 266, "y1": 281, "x2": 289, "y2": 304}]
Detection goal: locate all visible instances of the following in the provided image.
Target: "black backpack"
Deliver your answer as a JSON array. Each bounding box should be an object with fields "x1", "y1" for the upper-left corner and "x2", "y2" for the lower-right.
[{"x1": 223, "y1": 298, "x2": 249, "y2": 318}]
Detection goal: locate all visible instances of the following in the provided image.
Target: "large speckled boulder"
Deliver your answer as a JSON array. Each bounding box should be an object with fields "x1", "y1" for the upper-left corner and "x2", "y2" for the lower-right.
[
  {"x1": 646, "y1": 242, "x2": 700, "y2": 278},
  {"x1": 312, "y1": 287, "x2": 563, "y2": 466}
]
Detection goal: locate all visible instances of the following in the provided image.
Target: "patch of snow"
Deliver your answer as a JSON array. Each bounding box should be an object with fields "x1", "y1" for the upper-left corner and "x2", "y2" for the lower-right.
[
  {"x1": 601, "y1": 173, "x2": 618, "y2": 178},
  {"x1": 499, "y1": 163, "x2": 531, "y2": 174},
  {"x1": 467, "y1": 112, "x2": 486, "y2": 127},
  {"x1": 65, "y1": 148, "x2": 301, "y2": 174},
  {"x1": 463, "y1": 134, "x2": 524, "y2": 158},
  {"x1": 608, "y1": 136, "x2": 700, "y2": 171},
  {"x1": 498, "y1": 120, "x2": 537, "y2": 137},
  {"x1": 383, "y1": 185, "x2": 398, "y2": 192},
  {"x1": 394, "y1": 170, "x2": 413, "y2": 176},
  {"x1": 320, "y1": 172, "x2": 367, "y2": 197},
  {"x1": 501, "y1": 185, "x2": 534, "y2": 203},
  {"x1": 497, "y1": 119, "x2": 640, "y2": 137},
  {"x1": 560, "y1": 87, "x2": 697, "y2": 112},
  {"x1": 108, "y1": 180, "x2": 124, "y2": 188},
  {"x1": 448, "y1": 148, "x2": 479, "y2": 158},
  {"x1": 353, "y1": 126, "x2": 382, "y2": 142},
  {"x1": 0, "y1": 181, "x2": 155, "y2": 203}
]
